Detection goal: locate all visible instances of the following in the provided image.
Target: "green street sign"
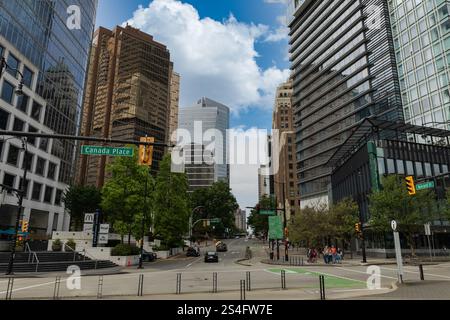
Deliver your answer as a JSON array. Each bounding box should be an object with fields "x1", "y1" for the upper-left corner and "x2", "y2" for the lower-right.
[
  {"x1": 81, "y1": 146, "x2": 134, "y2": 157},
  {"x1": 416, "y1": 181, "x2": 435, "y2": 191},
  {"x1": 268, "y1": 216, "x2": 283, "y2": 240},
  {"x1": 260, "y1": 210, "x2": 276, "y2": 216},
  {"x1": 210, "y1": 218, "x2": 221, "y2": 224}
]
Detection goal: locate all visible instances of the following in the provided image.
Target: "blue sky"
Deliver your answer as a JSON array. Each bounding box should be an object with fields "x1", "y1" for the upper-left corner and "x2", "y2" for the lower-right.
[{"x1": 96, "y1": 0, "x2": 290, "y2": 131}]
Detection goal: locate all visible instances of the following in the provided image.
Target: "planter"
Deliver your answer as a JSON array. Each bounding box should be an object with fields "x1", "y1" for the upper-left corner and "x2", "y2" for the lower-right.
[
  {"x1": 52, "y1": 245, "x2": 62, "y2": 252},
  {"x1": 110, "y1": 255, "x2": 140, "y2": 267},
  {"x1": 155, "y1": 250, "x2": 170, "y2": 259}
]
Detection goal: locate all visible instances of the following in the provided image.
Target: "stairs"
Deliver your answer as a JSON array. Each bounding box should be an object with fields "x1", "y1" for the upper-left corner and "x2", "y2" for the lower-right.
[{"x1": 0, "y1": 252, "x2": 118, "y2": 274}]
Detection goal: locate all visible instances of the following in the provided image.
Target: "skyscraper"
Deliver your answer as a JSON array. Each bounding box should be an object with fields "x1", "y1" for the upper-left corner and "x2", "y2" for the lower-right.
[
  {"x1": 0, "y1": 0, "x2": 97, "y2": 235},
  {"x1": 169, "y1": 71, "x2": 180, "y2": 144},
  {"x1": 388, "y1": 0, "x2": 450, "y2": 130},
  {"x1": 288, "y1": 0, "x2": 403, "y2": 207},
  {"x1": 78, "y1": 25, "x2": 174, "y2": 188},
  {"x1": 178, "y1": 97, "x2": 230, "y2": 189}
]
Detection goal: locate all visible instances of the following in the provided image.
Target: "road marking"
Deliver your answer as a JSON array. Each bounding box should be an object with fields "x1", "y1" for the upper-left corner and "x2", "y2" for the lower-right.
[
  {"x1": 0, "y1": 280, "x2": 59, "y2": 295},
  {"x1": 335, "y1": 267, "x2": 397, "y2": 280},
  {"x1": 380, "y1": 266, "x2": 450, "y2": 280}
]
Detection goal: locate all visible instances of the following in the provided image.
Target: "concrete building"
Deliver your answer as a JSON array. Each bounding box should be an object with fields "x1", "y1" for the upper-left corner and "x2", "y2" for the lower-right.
[
  {"x1": 0, "y1": 0, "x2": 97, "y2": 237},
  {"x1": 78, "y1": 25, "x2": 175, "y2": 188},
  {"x1": 183, "y1": 143, "x2": 216, "y2": 191},
  {"x1": 234, "y1": 209, "x2": 247, "y2": 232},
  {"x1": 169, "y1": 71, "x2": 180, "y2": 144},
  {"x1": 178, "y1": 97, "x2": 230, "y2": 189},
  {"x1": 272, "y1": 79, "x2": 300, "y2": 221},
  {"x1": 288, "y1": 0, "x2": 404, "y2": 208},
  {"x1": 388, "y1": 0, "x2": 450, "y2": 130},
  {"x1": 258, "y1": 134, "x2": 275, "y2": 200}
]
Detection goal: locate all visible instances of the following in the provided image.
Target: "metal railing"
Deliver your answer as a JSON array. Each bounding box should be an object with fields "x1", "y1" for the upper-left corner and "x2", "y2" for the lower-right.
[{"x1": 31, "y1": 252, "x2": 39, "y2": 273}]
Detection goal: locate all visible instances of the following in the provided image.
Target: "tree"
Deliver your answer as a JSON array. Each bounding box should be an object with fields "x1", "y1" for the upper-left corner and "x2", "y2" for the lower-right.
[
  {"x1": 101, "y1": 147, "x2": 153, "y2": 244},
  {"x1": 190, "y1": 181, "x2": 239, "y2": 237},
  {"x1": 153, "y1": 154, "x2": 190, "y2": 248},
  {"x1": 63, "y1": 185, "x2": 101, "y2": 231},
  {"x1": 368, "y1": 175, "x2": 437, "y2": 255},
  {"x1": 247, "y1": 195, "x2": 276, "y2": 239},
  {"x1": 288, "y1": 205, "x2": 328, "y2": 248},
  {"x1": 328, "y1": 198, "x2": 360, "y2": 250}
]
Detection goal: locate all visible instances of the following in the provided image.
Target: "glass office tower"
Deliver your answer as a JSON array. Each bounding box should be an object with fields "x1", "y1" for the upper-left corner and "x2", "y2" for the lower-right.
[
  {"x1": 388, "y1": 0, "x2": 450, "y2": 131},
  {"x1": 0, "y1": 0, "x2": 98, "y2": 184},
  {"x1": 288, "y1": 0, "x2": 403, "y2": 207}
]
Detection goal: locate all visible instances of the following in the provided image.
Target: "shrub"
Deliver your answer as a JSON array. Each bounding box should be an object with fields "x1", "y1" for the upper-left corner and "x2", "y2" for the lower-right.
[
  {"x1": 52, "y1": 239, "x2": 62, "y2": 252},
  {"x1": 152, "y1": 245, "x2": 170, "y2": 251},
  {"x1": 65, "y1": 239, "x2": 76, "y2": 252},
  {"x1": 111, "y1": 244, "x2": 140, "y2": 256}
]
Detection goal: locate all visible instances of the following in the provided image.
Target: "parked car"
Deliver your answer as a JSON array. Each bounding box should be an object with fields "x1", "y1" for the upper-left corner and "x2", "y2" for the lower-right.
[
  {"x1": 141, "y1": 250, "x2": 157, "y2": 262},
  {"x1": 186, "y1": 247, "x2": 200, "y2": 257},
  {"x1": 216, "y1": 241, "x2": 228, "y2": 252},
  {"x1": 205, "y1": 251, "x2": 219, "y2": 263}
]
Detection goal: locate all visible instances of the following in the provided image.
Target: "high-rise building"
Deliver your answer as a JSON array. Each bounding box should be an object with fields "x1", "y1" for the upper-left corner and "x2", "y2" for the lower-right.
[
  {"x1": 178, "y1": 97, "x2": 230, "y2": 189},
  {"x1": 288, "y1": 0, "x2": 404, "y2": 207},
  {"x1": 388, "y1": 1, "x2": 450, "y2": 129},
  {"x1": 0, "y1": 0, "x2": 98, "y2": 236},
  {"x1": 78, "y1": 25, "x2": 174, "y2": 188},
  {"x1": 234, "y1": 209, "x2": 247, "y2": 232},
  {"x1": 169, "y1": 71, "x2": 180, "y2": 144},
  {"x1": 272, "y1": 79, "x2": 300, "y2": 220}
]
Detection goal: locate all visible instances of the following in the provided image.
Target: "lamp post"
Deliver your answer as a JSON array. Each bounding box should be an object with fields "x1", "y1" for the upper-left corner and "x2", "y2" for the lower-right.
[
  {"x1": 189, "y1": 206, "x2": 205, "y2": 246},
  {"x1": 357, "y1": 170, "x2": 367, "y2": 264},
  {"x1": 138, "y1": 168, "x2": 151, "y2": 269}
]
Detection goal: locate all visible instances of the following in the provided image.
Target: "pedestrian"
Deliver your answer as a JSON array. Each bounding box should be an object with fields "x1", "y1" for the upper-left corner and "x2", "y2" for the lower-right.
[
  {"x1": 331, "y1": 245, "x2": 337, "y2": 264},
  {"x1": 323, "y1": 246, "x2": 329, "y2": 264}
]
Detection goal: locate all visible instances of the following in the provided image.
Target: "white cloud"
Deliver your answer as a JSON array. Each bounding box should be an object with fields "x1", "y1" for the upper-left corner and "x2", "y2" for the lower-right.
[{"x1": 124, "y1": 0, "x2": 289, "y2": 114}]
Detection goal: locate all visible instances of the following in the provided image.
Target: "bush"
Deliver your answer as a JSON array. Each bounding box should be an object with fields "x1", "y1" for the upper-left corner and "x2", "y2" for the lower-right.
[
  {"x1": 111, "y1": 244, "x2": 140, "y2": 256},
  {"x1": 152, "y1": 245, "x2": 170, "y2": 251},
  {"x1": 52, "y1": 239, "x2": 62, "y2": 252},
  {"x1": 65, "y1": 239, "x2": 76, "y2": 252}
]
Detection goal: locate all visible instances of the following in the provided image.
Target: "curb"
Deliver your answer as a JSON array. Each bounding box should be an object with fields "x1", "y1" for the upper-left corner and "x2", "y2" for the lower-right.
[{"x1": 235, "y1": 258, "x2": 252, "y2": 267}]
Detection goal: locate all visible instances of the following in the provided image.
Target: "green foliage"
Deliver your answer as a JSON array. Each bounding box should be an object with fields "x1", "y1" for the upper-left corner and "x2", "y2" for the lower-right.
[
  {"x1": 65, "y1": 239, "x2": 76, "y2": 252},
  {"x1": 247, "y1": 195, "x2": 274, "y2": 237},
  {"x1": 368, "y1": 175, "x2": 438, "y2": 254},
  {"x1": 111, "y1": 244, "x2": 140, "y2": 256},
  {"x1": 101, "y1": 146, "x2": 153, "y2": 243},
  {"x1": 153, "y1": 154, "x2": 190, "y2": 247},
  {"x1": 63, "y1": 185, "x2": 101, "y2": 231},
  {"x1": 152, "y1": 245, "x2": 171, "y2": 251},
  {"x1": 190, "y1": 181, "x2": 240, "y2": 237},
  {"x1": 52, "y1": 239, "x2": 62, "y2": 251}
]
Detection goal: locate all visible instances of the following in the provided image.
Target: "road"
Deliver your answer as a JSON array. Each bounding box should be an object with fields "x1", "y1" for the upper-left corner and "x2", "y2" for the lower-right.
[{"x1": 1, "y1": 238, "x2": 449, "y2": 300}]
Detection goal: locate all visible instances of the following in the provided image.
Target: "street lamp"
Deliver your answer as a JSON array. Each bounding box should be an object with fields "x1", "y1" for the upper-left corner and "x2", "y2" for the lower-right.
[
  {"x1": 189, "y1": 206, "x2": 205, "y2": 246},
  {"x1": 138, "y1": 168, "x2": 152, "y2": 269}
]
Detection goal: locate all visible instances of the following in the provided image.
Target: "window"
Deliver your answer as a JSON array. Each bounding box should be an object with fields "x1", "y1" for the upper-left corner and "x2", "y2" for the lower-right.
[
  {"x1": 378, "y1": 158, "x2": 385, "y2": 175},
  {"x1": 35, "y1": 157, "x2": 46, "y2": 176},
  {"x1": 397, "y1": 160, "x2": 405, "y2": 174},
  {"x1": 44, "y1": 186, "x2": 53, "y2": 203},
  {"x1": 1, "y1": 81, "x2": 15, "y2": 104},
  {"x1": 12, "y1": 117, "x2": 24, "y2": 132},
  {"x1": 387, "y1": 159, "x2": 396, "y2": 174},
  {"x1": 22, "y1": 66, "x2": 33, "y2": 88},
  {"x1": 22, "y1": 152, "x2": 34, "y2": 171},
  {"x1": 3, "y1": 173, "x2": 15, "y2": 194},
  {"x1": 416, "y1": 162, "x2": 424, "y2": 177},
  {"x1": 7, "y1": 145, "x2": 20, "y2": 166},
  {"x1": 39, "y1": 136, "x2": 49, "y2": 152},
  {"x1": 31, "y1": 101, "x2": 42, "y2": 121},
  {"x1": 406, "y1": 161, "x2": 414, "y2": 175},
  {"x1": 0, "y1": 108, "x2": 9, "y2": 129},
  {"x1": 27, "y1": 126, "x2": 38, "y2": 146},
  {"x1": 55, "y1": 190, "x2": 63, "y2": 206},
  {"x1": 47, "y1": 162, "x2": 57, "y2": 180},
  {"x1": 6, "y1": 54, "x2": 19, "y2": 78},
  {"x1": 16, "y1": 94, "x2": 29, "y2": 113},
  {"x1": 31, "y1": 182, "x2": 42, "y2": 201}
]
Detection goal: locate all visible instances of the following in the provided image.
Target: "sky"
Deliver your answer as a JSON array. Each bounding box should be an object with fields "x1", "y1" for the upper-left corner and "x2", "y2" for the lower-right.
[{"x1": 96, "y1": 0, "x2": 291, "y2": 211}]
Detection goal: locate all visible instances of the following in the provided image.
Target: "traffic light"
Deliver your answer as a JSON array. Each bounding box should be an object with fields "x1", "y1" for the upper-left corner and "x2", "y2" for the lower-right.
[
  {"x1": 355, "y1": 223, "x2": 362, "y2": 234},
  {"x1": 139, "y1": 137, "x2": 154, "y2": 166},
  {"x1": 405, "y1": 176, "x2": 416, "y2": 195},
  {"x1": 21, "y1": 220, "x2": 29, "y2": 233}
]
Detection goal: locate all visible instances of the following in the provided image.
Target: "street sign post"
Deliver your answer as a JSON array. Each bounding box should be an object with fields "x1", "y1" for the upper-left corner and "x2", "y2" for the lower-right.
[
  {"x1": 81, "y1": 146, "x2": 134, "y2": 157},
  {"x1": 268, "y1": 216, "x2": 283, "y2": 240},
  {"x1": 425, "y1": 223, "x2": 433, "y2": 261},
  {"x1": 260, "y1": 210, "x2": 276, "y2": 216},
  {"x1": 84, "y1": 213, "x2": 94, "y2": 224},
  {"x1": 391, "y1": 220, "x2": 404, "y2": 283},
  {"x1": 83, "y1": 224, "x2": 93, "y2": 233},
  {"x1": 416, "y1": 181, "x2": 435, "y2": 191}
]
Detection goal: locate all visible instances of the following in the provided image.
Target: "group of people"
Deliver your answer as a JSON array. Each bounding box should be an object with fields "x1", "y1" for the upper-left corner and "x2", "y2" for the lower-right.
[{"x1": 306, "y1": 245, "x2": 343, "y2": 264}]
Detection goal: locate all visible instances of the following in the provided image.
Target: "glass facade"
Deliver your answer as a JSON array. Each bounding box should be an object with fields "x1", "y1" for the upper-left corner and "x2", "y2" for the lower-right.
[
  {"x1": 389, "y1": 0, "x2": 450, "y2": 129},
  {"x1": 0, "y1": 0, "x2": 98, "y2": 184},
  {"x1": 289, "y1": 0, "x2": 403, "y2": 202}
]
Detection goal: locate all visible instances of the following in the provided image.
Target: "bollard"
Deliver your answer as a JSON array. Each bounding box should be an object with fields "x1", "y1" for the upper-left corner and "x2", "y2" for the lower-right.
[
  {"x1": 319, "y1": 275, "x2": 326, "y2": 300},
  {"x1": 246, "y1": 272, "x2": 251, "y2": 291},
  {"x1": 419, "y1": 265, "x2": 425, "y2": 281},
  {"x1": 281, "y1": 270, "x2": 286, "y2": 290},
  {"x1": 176, "y1": 273, "x2": 182, "y2": 295},
  {"x1": 53, "y1": 276, "x2": 61, "y2": 300},
  {"x1": 240, "y1": 280, "x2": 246, "y2": 300},
  {"x1": 5, "y1": 277, "x2": 14, "y2": 300},
  {"x1": 212, "y1": 273, "x2": 218, "y2": 293},
  {"x1": 137, "y1": 274, "x2": 144, "y2": 296},
  {"x1": 97, "y1": 276, "x2": 104, "y2": 299}
]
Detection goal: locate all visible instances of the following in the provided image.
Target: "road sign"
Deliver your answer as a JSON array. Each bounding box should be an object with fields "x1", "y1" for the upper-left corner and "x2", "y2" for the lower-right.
[
  {"x1": 393, "y1": 231, "x2": 404, "y2": 282},
  {"x1": 210, "y1": 218, "x2": 221, "y2": 224},
  {"x1": 83, "y1": 224, "x2": 93, "y2": 233},
  {"x1": 260, "y1": 210, "x2": 276, "y2": 216},
  {"x1": 416, "y1": 181, "x2": 435, "y2": 191},
  {"x1": 98, "y1": 234, "x2": 109, "y2": 245},
  {"x1": 99, "y1": 224, "x2": 110, "y2": 234},
  {"x1": 84, "y1": 213, "x2": 95, "y2": 224},
  {"x1": 391, "y1": 220, "x2": 397, "y2": 231},
  {"x1": 268, "y1": 216, "x2": 283, "y2": 240},
  {"x1": 424, "y1": 223, "x2": 431, "y2": 236},
  {"x1": 81, "y1": 146, "x2": 134, "y2": 157}
]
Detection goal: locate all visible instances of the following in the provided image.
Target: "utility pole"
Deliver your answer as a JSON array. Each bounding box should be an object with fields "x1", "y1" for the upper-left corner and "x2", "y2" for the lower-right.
[{"x1": 357, "y1": 170, "x2": 367, "y2": 263}]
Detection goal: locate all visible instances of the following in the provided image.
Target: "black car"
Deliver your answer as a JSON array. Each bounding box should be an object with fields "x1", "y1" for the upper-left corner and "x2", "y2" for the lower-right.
[
  {"x1": 141, "y1": 250, "x2": 157, "y2": 262},
  {"x1": 186, "y1": 247, "x2": 200, "y2": 257},
  {"x1": 204, "y1": 252, "x2": 219, "y2": 263}
]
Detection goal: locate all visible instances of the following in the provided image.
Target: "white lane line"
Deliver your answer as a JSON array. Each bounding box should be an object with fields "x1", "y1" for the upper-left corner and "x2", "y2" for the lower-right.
[
  {"x1": 335, "y1": 267, "x2": 397, "y2": 280},
  {"x1": 380, "y1": 266, "x2": 450, "y2": 280},
  {"x1": 265, "y1": 267, "x2": 366, "y2": 284},
  {"x1": 0, "y1": 280, "x2": 58, "y2": 295}
]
